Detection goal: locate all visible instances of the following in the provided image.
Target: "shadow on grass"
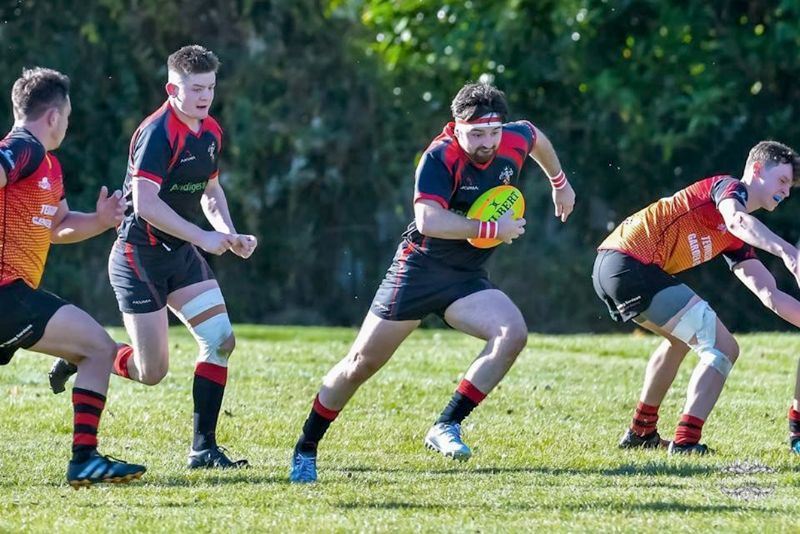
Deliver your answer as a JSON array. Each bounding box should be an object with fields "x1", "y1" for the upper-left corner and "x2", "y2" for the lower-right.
[
  {"x1": 330, "y1": 462, "x2": 715, "y2": 478},
  {"x1": 335, "y1": 500, "x2": 765, "y2": 513}
]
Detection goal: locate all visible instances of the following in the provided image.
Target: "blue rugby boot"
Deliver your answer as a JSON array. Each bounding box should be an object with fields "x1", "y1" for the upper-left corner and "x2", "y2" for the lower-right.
[
  {"x1": 67, "y1": 451, "x2": 146, "y2": 489},
  {"x1": 791, "y1": 438, "x2": 800, "y2": 455},
  {"x1": 289, "y1": 449, "x2": 318, "y2": 483},
  {"x1": 424, "y1": 422, "x2": 472, "y2": 461}
]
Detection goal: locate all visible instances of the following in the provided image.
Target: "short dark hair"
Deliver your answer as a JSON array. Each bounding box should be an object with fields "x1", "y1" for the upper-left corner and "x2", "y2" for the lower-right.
[
  {"x1": 450, "y1": 83, "x2": 509, "y2": 122},
  {"x1": 11, "y1": 67, "x2": 70, "y2": 121},
  {"x1": 746, "y1": 140, "x2": 800, "y2": 185},
  {"x1": 167, "y1": 45, "x2": 220, "y2": 76}
]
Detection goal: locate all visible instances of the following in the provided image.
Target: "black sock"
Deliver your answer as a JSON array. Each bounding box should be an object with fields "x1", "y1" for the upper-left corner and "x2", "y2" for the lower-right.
[
  {"x1": 295, "y1": 396, "x2": 339, "y2": 453},
  {"x1": 192, "y1": 364, "x2": 227, "y2": 450},
  {"x1": 436, "y1": 391, "x2": 478, "y2": 425}
]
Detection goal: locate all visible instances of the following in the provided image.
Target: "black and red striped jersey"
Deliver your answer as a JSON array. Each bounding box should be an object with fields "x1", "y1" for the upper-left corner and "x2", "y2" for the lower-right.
[
  {"x1": 0, "y1": 127, "x2": 65, "y2": 288},
  {"x1": 118, "y1": 101, "x2": 222, "y2": 248},
  {"x1": 402, "y1": 120, "x2": 536, "y2": 269}
]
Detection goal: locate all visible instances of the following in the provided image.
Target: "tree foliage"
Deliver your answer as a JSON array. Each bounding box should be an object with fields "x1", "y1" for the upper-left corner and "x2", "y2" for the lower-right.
[{"x1": 2, "y1": 0, "x2": 800, "y2": 330}]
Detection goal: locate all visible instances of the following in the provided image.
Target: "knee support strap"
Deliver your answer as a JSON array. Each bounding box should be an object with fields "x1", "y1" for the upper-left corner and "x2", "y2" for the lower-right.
[
  {"x1": 175, "y1": 288, "x2": 233, "y2": 367},
  {"x1": 669, "y1": 300, "x2": 733, "y2": 378}
]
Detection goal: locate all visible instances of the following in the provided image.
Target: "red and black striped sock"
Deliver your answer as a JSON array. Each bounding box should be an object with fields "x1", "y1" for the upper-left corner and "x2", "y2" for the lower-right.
[
  {"x1": 72, "y1": 387, "x2": 106, "y2": 463},
  {"x1": 295, "y1": 394, "x2": 339, "y2": 453},
  {"x1": 674, "y1": 414, "x2": 705, "y2": 445},
  {"x1": 113, "y1": 344, "x2": 133, "y2": 379},
  {"x1": 436, "y1": 379, "x2": 487, "y2": 425},
  {"x1": 192, "y1": 362, "x2": 228, "y2": 451},
  {"x1": 788, "y1": 406, "x2": 800, "y2": 444},
  {"x1": 630, "y1": 401, "x2": 659, "y2": 437}
]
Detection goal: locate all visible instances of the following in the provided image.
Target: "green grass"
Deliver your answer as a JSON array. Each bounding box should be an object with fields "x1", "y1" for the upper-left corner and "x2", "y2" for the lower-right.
[{"x1": 2, "y1": 326, "x2": 800, "y2": 532}]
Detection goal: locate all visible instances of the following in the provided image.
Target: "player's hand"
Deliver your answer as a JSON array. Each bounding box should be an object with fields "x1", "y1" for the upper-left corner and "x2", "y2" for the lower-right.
[
  {"x1": 552, "y1": 181, "x2": 575, "y2": 223},
  {"x1": 95, "y1": 186, "x2": 125, "y2": 228},
  {"x1": 497, "y1": 209, "x2": 526, "y2": 244},
  {"x1": 198, "y1": 231, "x2": 235, "y2": 256},
  {"x1": 230, "y1": 234, "x2": 258, "y2": 259}
]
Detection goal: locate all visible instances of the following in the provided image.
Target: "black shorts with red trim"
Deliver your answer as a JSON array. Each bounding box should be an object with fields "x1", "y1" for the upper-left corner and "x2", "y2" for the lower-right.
[
  {"x1": 370, "y1": 242, "x2": 495, "y2": 321},
  {"x1": 592, "y1": 249, "x2": 681, "y2": 323},
  {"x1": 108, "y1": 239, "x2": 215, "y2": 314},
  {"x1": 0, "y1": 279, "x2": 68, "y2": 365}
]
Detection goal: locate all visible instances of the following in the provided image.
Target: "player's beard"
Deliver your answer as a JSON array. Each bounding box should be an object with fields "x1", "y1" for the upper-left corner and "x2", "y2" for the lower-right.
[{"x1": 470, "y1": 147, "x2": 497, "y2": 164}]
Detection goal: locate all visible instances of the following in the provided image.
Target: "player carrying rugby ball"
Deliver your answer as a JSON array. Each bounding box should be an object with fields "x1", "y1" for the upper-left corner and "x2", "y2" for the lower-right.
[{"x1": 289, "y1": 82, "x2": 576, "y2": 482}]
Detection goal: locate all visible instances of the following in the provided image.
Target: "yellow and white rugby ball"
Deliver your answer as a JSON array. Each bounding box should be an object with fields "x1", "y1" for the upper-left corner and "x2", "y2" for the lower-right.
[{"x1": 466, "y1": 185, "x2": 525, "y2": 249}]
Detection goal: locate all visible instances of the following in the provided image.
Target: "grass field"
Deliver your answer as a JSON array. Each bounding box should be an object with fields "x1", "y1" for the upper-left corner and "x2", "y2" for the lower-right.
[{"x1": 2, "y1": 325, "x2": 800, "y2": 532}]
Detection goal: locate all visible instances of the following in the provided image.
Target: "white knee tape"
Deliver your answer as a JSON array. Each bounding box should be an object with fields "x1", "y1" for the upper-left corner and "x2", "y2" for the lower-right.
[
  {"x1": 192, "y1": 313, "x2": 234, "y2": 367},
  {"x1": 179, "y1": 288, "x2": 224, "y2": 319},
  {"x1": 698, "y1": 348, "x2": 733, "y2": 378},
  {"x1": 670, "y1": 300, "x2": 717, "y2": 351},
  {"x1": 670, "y1": 300, "x2": 733, "y2": 377},
  {"x1": 176, "y1": 288, "x2": 233, "y2": 367}
]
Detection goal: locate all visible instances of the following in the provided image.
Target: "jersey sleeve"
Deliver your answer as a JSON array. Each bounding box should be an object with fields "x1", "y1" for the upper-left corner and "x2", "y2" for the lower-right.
[
  {"x1": 711, "y1": 176, "x2": 748, "y2": 209},
  {"x1": 721, "y1": 241, "x2": 757, "y2": 270},
  {"x1": 413, "y1": 150, "x2": 454, "y2": 209},
  {"x1": 517, "y1": 120, "x2": 537, "y2": 154},
  {"x1": 130, "y1": 124, "x2": 171, "y2": 187},
  {"x1": 0, "y1": 136, "x2": 46, "y2": 185}
]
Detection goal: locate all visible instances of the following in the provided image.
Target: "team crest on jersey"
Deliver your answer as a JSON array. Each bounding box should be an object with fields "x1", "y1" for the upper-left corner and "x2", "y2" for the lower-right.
[
  {"x1": 208, "y1": 141, "x2": 216, "y2": 162},
  {"x1": 37, "y1": 176, "x2": 51, "y2": 190},
  {"x1": 499, "y1": 166, "x2": 513, "y2": 185}
]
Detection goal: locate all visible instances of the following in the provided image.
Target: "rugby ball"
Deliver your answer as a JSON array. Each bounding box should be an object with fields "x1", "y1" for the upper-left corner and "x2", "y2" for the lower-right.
[{"x1": 466, "y1": 185, "x2": 525, "y2": 249}]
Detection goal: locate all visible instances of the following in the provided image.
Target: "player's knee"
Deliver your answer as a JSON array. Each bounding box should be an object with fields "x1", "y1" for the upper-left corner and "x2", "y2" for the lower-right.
[
  {"x1": 219, "y1": 332, "x2": 235, "y2": 358},
  {"x1": 346, "y1": 350, "x2": 382, "y2": 383},
  {"x1": 499, "y1": 323, "x2": 528, "y2": 357},
  {"x1": 138, "y1": 363, "x2": 168, "y2": 386},
  {"x1": 83, "y1": 330, "x2": 117, "y2": 363}
]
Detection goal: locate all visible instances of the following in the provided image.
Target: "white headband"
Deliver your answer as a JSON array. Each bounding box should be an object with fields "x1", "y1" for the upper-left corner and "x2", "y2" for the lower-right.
[{"x1": 455, "y1": 112, "x2": 504, "y2": 130}]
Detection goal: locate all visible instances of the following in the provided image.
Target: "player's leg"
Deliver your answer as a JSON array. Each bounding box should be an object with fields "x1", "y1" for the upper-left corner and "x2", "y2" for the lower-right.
[
  {"x1": 666, "y1": 312, "x2": 738, "y2": 454},
  {"x1": 119, "y1": 308, "x2": 170, "y2": 384},
  {"x1": 634, "y1": 288, "x2": 739, "y2": 455},
  {"x1": 423, "y1": 288, "x2": 528, "y2": 460},
  {"x1": 52, "y1": 240, "x2": 173, "y2": 392},
  {"x1": 167, "y1": 276, "x2": 247, "y2": 468},
  {"x1": 290, "y1": 311, "x2": 419, "y2": 482},
  {"x1": 10, "y1": 284, "x2": 146, "y2": 487},
  {"x1": 790, "y1": 361, "x2": 800, "y2": 453}
]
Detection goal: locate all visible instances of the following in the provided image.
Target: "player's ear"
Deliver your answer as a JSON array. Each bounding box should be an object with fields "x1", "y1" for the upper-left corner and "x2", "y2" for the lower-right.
[
  {"x1": 752, "y1": 161, "x2": 762, "y2": 178},
  {"x1": 166, "y1": 82, "x2": 178, "y2": 98},
  {"x1": 45, "y1": 107, "x2": 59, "y2": 128}
]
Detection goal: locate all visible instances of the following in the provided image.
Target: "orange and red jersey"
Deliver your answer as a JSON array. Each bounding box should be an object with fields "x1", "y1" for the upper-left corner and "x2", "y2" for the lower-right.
[
  {"x1": 599, "y1": 176, "x2": 756, "y2": 274},
  {"x1": 0, "y1": 127, "x2": 64, "y2": 288}
]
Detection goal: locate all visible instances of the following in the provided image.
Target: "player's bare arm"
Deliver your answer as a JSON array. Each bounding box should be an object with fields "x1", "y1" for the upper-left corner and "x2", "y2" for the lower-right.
[
  {"x1": 734, "y1": 258, "x2": 800, "y2": 328},
  {"x1": 50, "y1": 186, "x2": 125, "y2": 244},
  {"x1": 414, "y1": 198, "x2": 525, "y2": 244},
  {"x1": 0, "y1": 165, "x2": 6, "y2": 189},
  {"x1": 718, "y1": 197, "x2": 800, "y2": 282},
  {"x1": 202, "y1": 179, "x2": 257, "y2": 259},
  {"x1": 529, "y1": 126, "x2": 575, "y2": 222},
  {"x1": 133, "y1": 177, "x2": 233, "y2": 255}
]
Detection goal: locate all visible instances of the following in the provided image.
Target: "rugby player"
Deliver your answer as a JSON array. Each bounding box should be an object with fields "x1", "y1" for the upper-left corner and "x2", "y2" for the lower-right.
[
  {"x1": 49, "y1": 45, "x2": 257, "y2": 468},
  {"x1": 593, "y1": 140, "x2": 800, "y2": 454},
  {"x1": 289, "y1": 82, "x2": 576, "y2": 482},
  {"x1": 0, "y1": 67, "x2": 146, "y2": 487}
]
